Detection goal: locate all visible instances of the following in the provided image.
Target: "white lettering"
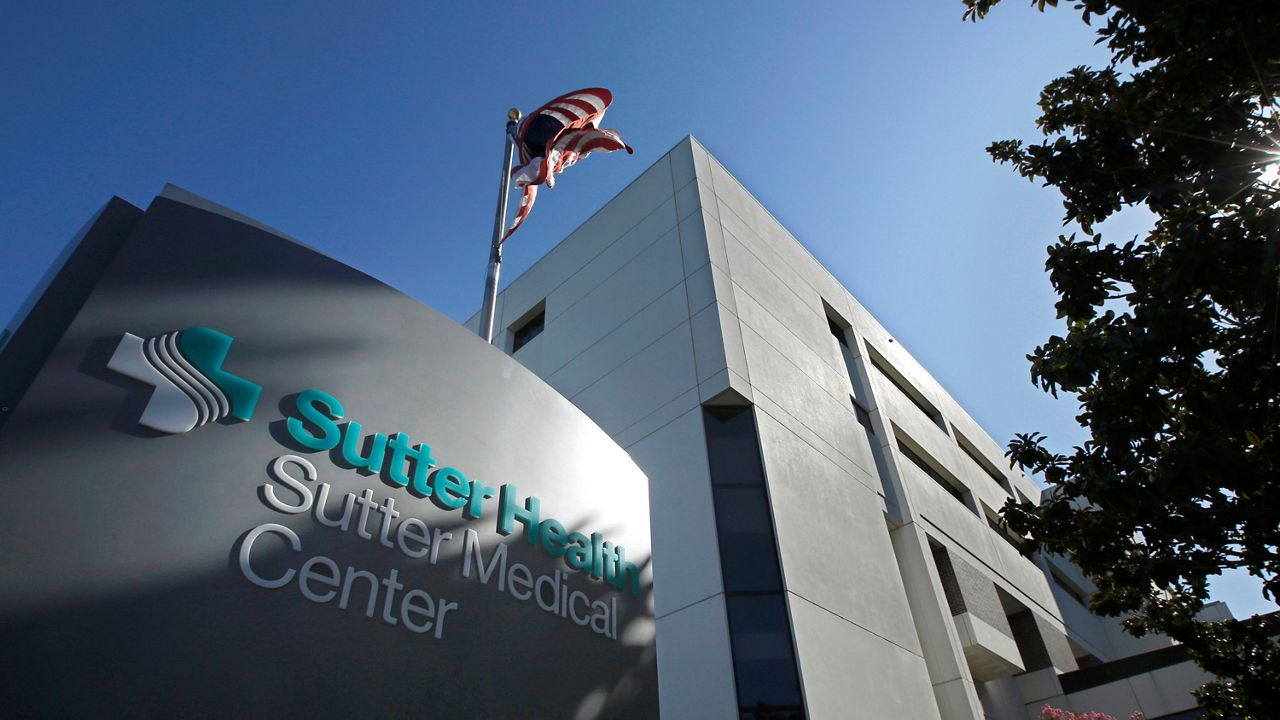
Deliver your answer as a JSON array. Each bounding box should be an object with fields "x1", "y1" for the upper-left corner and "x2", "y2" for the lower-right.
[{"x1": 239, "y1": 523, "x2": 300, "y2": 589}]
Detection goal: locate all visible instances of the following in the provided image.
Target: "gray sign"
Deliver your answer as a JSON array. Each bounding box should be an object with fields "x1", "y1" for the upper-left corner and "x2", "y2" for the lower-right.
[{"x1": 0, "y1": 189, "x2": 658, "y2": 718}]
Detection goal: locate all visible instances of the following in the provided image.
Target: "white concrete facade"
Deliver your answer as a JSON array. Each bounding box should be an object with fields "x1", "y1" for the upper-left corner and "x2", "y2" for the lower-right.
[{"x1": 470, "y1": 137, "x2": 1209, "y2": 720}]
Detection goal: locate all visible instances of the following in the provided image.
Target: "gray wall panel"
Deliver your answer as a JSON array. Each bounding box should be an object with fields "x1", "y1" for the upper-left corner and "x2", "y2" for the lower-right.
[{"x1": 0, "y1": 195, "x2": 657, "y2": 718}]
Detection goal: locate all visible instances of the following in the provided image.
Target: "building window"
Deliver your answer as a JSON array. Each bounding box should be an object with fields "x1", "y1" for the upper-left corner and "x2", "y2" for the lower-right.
[
  {"x1": 852, "y1": 397, "x2": 873, "y2": 433},
  {"x1": 897, "y1": 439, "x2": 971, "y2": 510},
  {"x1": 1049, "y1": 566, "x2": 1089, "y2": 607},
  {"x1": 827, "y1": 316, "x2": 848, "y2": 348},
  {"x1": 703, "y1": 405, "x2": 805, "y2": 719},
  {"x1": 725, "y1": 594, "x2": 806, "y2": 720},
  {"x1": 866, "y1": 346, "x2": 946, "y2": 432},
  {"x1": 954, "y1": 429, "x2": 1012, "y2": 495},
  {"x1": 510, "y1": 305, "x2": 545, "y2": 353},
  {"x1": 982, "y1": 503, "x2": 1022, "y2": 549}
]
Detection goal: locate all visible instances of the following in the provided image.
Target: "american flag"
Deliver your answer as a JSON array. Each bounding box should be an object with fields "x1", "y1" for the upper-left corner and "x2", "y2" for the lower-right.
[{"x1": 503, "y1": 88, "x2": 633, "y2": 241}]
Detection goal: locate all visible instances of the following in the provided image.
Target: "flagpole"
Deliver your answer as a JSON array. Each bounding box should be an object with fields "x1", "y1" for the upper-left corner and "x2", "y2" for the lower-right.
[{"x1": 478, "y1": 107, "x2": 522, "y2": 344}]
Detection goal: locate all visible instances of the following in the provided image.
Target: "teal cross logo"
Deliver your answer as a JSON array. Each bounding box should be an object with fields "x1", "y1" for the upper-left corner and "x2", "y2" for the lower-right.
[{"x1": 106, "y1": 327, "x2": 262, "y2": 434}]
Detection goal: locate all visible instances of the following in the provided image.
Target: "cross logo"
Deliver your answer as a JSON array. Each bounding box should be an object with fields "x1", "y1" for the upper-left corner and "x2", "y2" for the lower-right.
[{"x1": 106, "y1": 327, "x2": 261, "y2": 434}]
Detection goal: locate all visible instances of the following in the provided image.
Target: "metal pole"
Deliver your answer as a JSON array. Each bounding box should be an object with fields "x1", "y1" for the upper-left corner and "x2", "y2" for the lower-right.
[{"x1": 478, "y1": 108, "x2": 522, "y2": 344}]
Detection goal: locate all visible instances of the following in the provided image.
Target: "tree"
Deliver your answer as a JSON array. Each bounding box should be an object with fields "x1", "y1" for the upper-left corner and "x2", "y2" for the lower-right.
[
  {"x1": 1039, "y1": 705, "x2": 1143, "y2": 720},
  {"x1": 962, "y1": 1, "x2": 1280, "y2": 717}
]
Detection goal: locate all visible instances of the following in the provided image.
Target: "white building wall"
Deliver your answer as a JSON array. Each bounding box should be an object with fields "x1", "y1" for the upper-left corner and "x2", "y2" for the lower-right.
[{"x1": 474, "y1": 136, "x2": 1207, "y2": 720}]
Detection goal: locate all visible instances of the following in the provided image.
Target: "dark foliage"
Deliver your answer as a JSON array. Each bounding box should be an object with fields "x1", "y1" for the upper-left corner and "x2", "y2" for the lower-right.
[{"x1": 963, "y1": 1, "x2": 1280, "y2": 716}]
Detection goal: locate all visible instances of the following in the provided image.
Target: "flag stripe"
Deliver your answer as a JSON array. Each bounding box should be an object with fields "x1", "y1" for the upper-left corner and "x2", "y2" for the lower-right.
[{"x1": 503, "y1": 88, "x2": 629, "y2": 241}]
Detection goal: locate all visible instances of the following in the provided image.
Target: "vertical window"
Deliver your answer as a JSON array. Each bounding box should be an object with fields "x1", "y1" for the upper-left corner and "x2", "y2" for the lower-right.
[
  {"x1": 852, "y1": 397, "x2": 872, "y2": 433},
  {"x1": 703, "y1": 405, "x2": 804, "y2": 719},
  {"x1": 827, "y1": 317, "x2": 848, "y2": 348},
  {"x1": 510, "y1": 305, "x2": 545, "y2": 353}
]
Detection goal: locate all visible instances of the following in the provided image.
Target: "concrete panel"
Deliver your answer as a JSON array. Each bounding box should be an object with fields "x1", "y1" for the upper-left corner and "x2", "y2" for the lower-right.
[
  {"x1": 545, "y1": 282, "x2": 689, "y2": 398},
  {"x1": 677, "y1": 209, "x2": 712, "y2": 277},
  {"x1": 570, "y1": 323, "x2": 698, "y2": 436},
  {"x1": 889, "y1": 523, "x2": 982, "y2": 720},
  {"x1": 499, "y1": 155, "x2": 675, "y2": 324},
  {"x1": 719, "y1": 305, "x2": 750, "y2": 384},
  {"x1": 722, "y1": 231, "x2": 831, "y2": 367},
  {"x1": 1053, "y1": 582, "x2": 1113, "y2": 659},
  {"x1": 697, "y1": 367, "x2": 752, "y2": 405},
  {"x1": 577, "y1": 154, "x2": 675, "y2": 244},
  {"x1": 669, "y1": 137, "x2": 697, "y2": 190},
  {"x1": 545, "y1": 199, "x2": 679, "y2": 323},
  {"x1": 740, "y1": 324, "x2": 874, "y2": 480},
  {"x1": 707, "y1": 156, "x2": 774, "y2": 245},
  {"x1": 690, "y1": 303, "x2": 729, "y2": 383},
  {"x1": 1063, "y1": 682, "x2": 1141, "y2": 719},
  {"x1": 756, "y1": 410, "x2": 922, "y2": 651},
  {"x1": 543, "y1": 229, "x2": 686, "y2": 373},
  {"x1": 626, "y1": 409, "x2": 723, "y2": 617},
  {"x1": 1148, "y1": 662, "x2": 1212, "y2": 712},
  {"x1": 703, "y1": 212, "x2": 729, "y2": 273},
  {"x1": 688, "y1": 137, "x2": 716, "y2": 197},
  {"x1": 717, "y1": 207, "x2": 823, "y2": 332},
  {"x1": 709, "y1": 262, "x2": 736, "y2": 315},
  {"x1": 655, "y1": 596, "x2": 738, "y2": 720},
  {"x1": 750, "y1": 389, "x2": 864, "y2": 486},
  {"x1": 932, "y1": 677, "x2": 985, "y2": 720},
  {"x1": 734, "y1": 288, "x2": 848, "y2": 402},
  {"x1": 788, "y1": 593, "x2": 942, "y2": 720},
  {"x1": 690, "y1": 152, "x2": 854, "y2": 340},
  {"x1": 684, "y1": 262, "x2": 716, "y2": 315},
  {"x1": 977, "y1": 677, "x2": 1032, "y2": 720},
  {"x1": 1015, "y1": 667, "x2": 1064, "y2": 705},
  {"x1": 687, "y1": 302, "x2": 751, "y2": 390},
  {"x1": 1126, "y1": 673, "x2": 1172, "y2": 718},
  {"x1": 1102, "y1": 615, "x2": 1178, "y2": 658},
  {"x1": 986, "y1": 537, "x2": 1059, "y2": 617},
  {"x1": 615, "y1": 387, "x2": 702, "y2": 450},
  {"x1": 674, "y1": 179, "x2": 705, "y2": 222},
  {"x1": 954, "y1": 612, "x2": 1024, "y2": 681}
]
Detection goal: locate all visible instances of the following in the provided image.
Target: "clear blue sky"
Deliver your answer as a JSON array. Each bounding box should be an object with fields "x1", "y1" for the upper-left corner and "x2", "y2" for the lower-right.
[{"x1": 2, "y1": 2, "x2": 1271, "y2": 617}]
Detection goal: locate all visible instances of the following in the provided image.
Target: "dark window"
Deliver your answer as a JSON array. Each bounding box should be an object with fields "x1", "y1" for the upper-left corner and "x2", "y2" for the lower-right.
[
  {"x1": 1009, "y1": 609, "x2": 1055, "y2": 672},
  {"x1": 852, "y1": 397, "x2": 873, "y2": 433},
  {"x1": 726, "y1": 595, "x2": 806, "y2": 720},
  {"x1": 955, "y1": 431, "x2": 1012, "y2": 494},
  {"x1": 1049, "y1": 566, "x2": 1089, "y2": 606},
  {"x1": 705, "y1": 405, "x2": 766, "y2": 487},
  {"x1": 986, "y1": 511, "x2": 1021, "y2": 549},
  {"x1": 511, "y1": 308, "x2": 545, "y2": 352},
  {"x1": 702, "y1": 405, "x2": 804, "y2": 720},
  {"x1": 898, "y1": 440, "x2": 967, "y2": 506},
  {"x1": 714, "y1": 487, "x2": 783, "y2": 593},
  {"x1": 827, "y1": 317, "x2": 848, "y2": 347},
  {"x1": 867, "y1": 350, "x2": 946, "y2": 430}
]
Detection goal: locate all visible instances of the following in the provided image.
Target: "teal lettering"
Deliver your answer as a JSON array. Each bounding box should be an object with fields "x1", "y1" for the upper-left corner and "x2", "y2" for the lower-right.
[
  {"x1": 496, "y1": 484, "x2": 540, "y2": 544},
  {"x1": 430, "y1": 467, "x2": 470, "y2": 511},
  {"x1": 606, "y1": 543, "x2": 641, "y2": 597},
  {"x1": 286, "y1": 389, "x2": 344, "y2": 450},
  {"x1": 409, "y1": 442, "x2": 437, "y2": 497},
  {"x1": 591, "y1": 532, "x2": 605, "y2": 580},
  {"x1": 465, "y1": 479, "x2": 494, "y2": 520},
  {"x1": 564, "y1": 532, "x2": 592, "y2": 571},
  {"x1": 385, "y1": 433, "x2": 415, "y2": 487},
  {"x1": 539, "y1": 518, "x2": 568, "y2": 558},
  {"x1": 340, "y1": 421, "x2": 387, "y2": 474}
]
